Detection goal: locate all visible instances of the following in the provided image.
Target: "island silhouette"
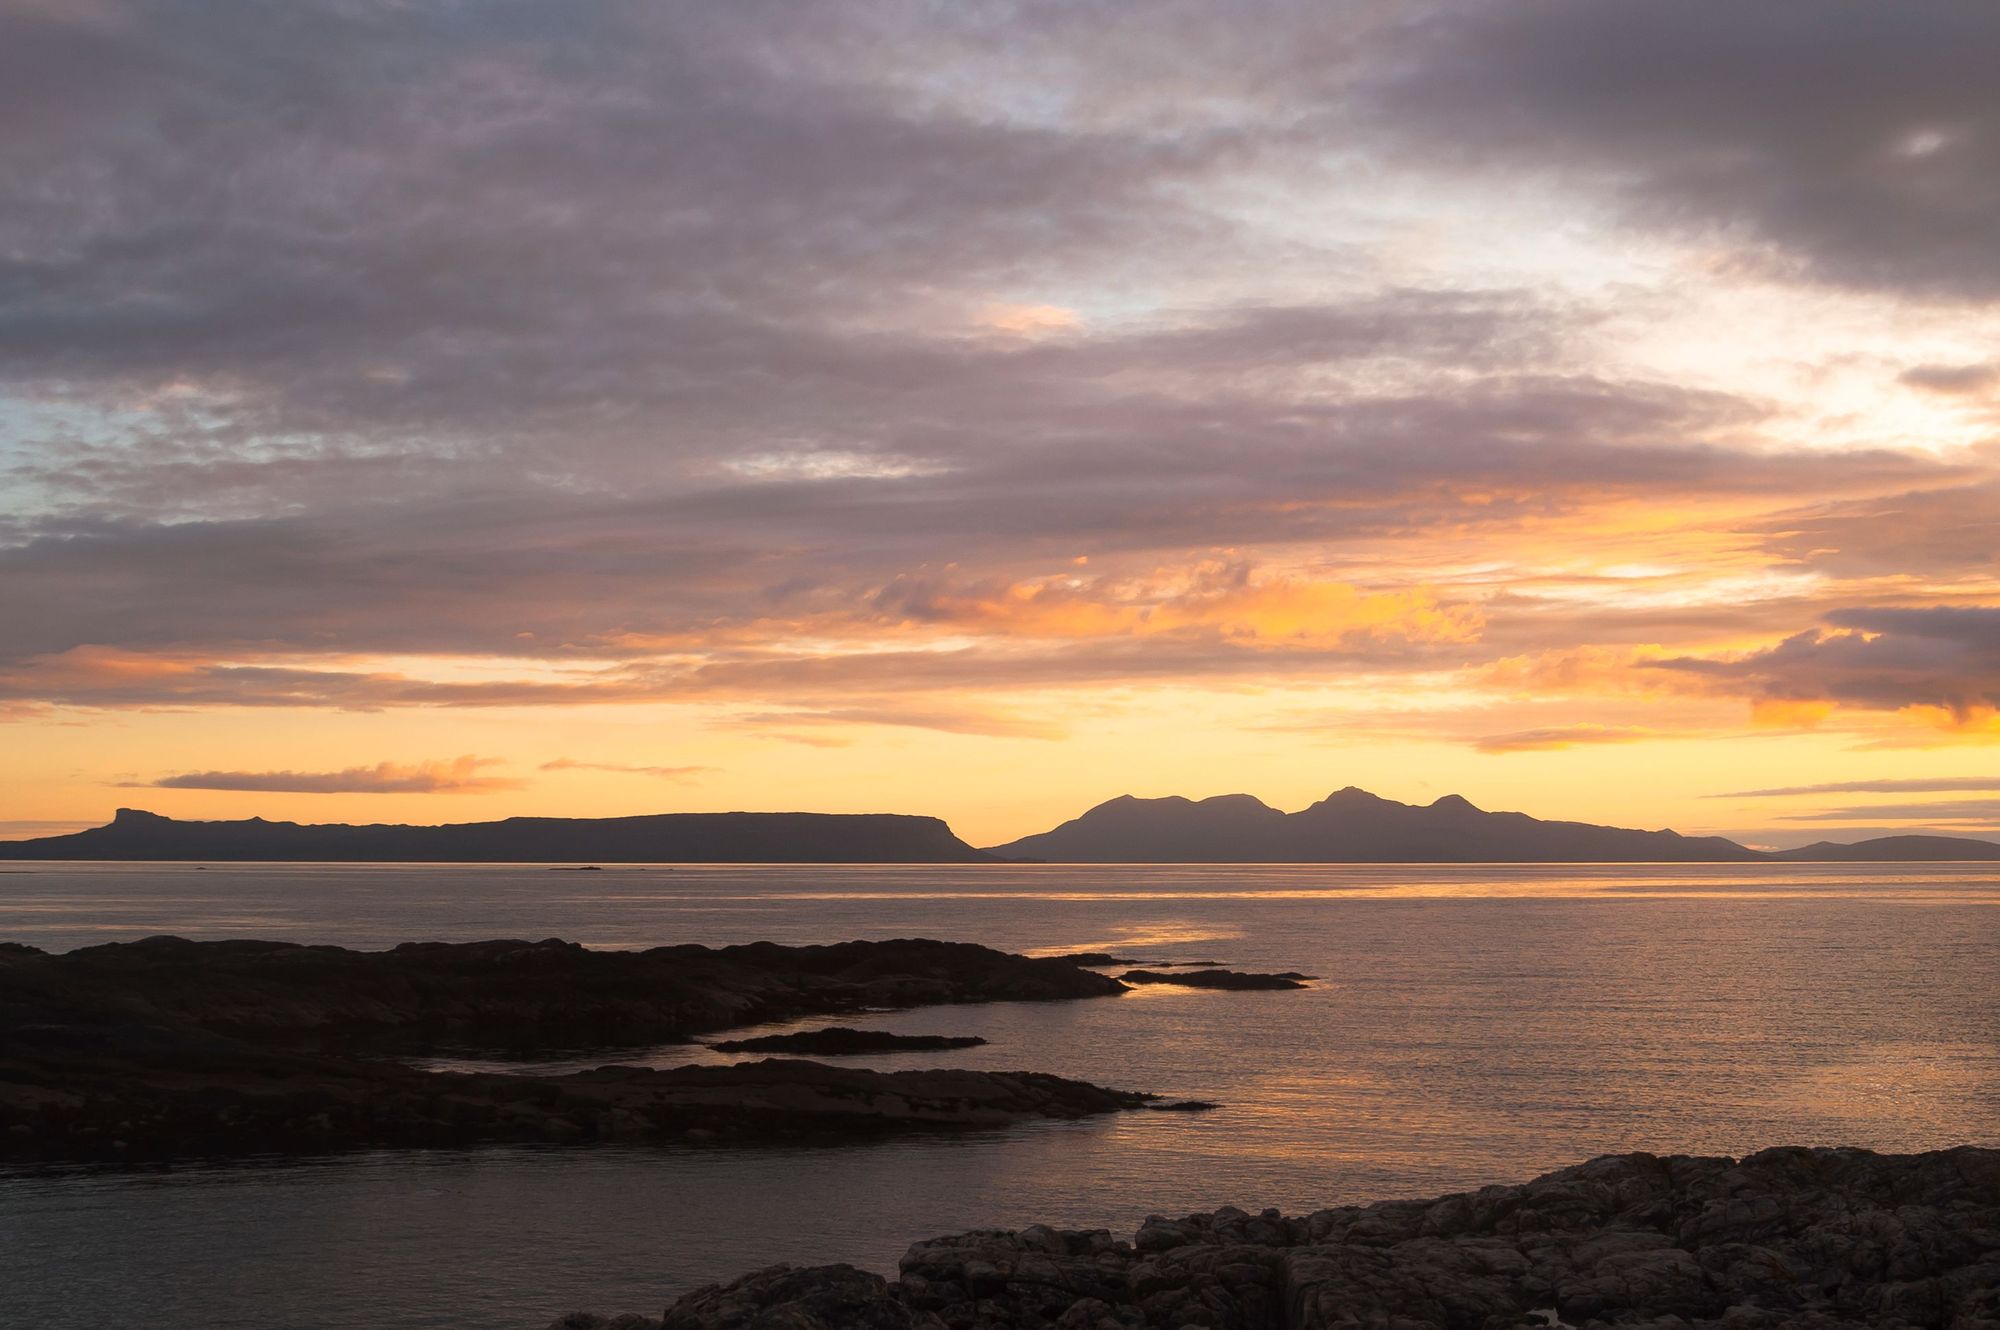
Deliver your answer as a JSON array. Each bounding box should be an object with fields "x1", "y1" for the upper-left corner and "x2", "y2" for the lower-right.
[{"x1": 3, "y1": 790, "x2": 1996, "y2": 862}]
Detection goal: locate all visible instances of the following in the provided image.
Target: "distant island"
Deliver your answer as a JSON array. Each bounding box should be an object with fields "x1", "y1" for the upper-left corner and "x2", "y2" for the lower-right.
[
  {"x1": 982, "y1": 788, "x2": 2000, "y2": 863},
  {"x1": 2, "y1": 791, "x2": 1997, "y2": 862},
  {"x1": 0, "y1": 808, "x2": 995, "y2": 863},
  {"x1": 1765, "y1": 834, "x2": 2000, "y2": 862}
]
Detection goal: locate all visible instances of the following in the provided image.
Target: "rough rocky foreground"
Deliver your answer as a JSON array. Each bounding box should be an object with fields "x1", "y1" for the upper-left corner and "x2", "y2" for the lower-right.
[
  {"x1": 555, "y1": 1146, "x2": 2000, "y2": 1330},
  {"x1": 0, "y1": 936, "x2": 1153, "y2": 1160}
]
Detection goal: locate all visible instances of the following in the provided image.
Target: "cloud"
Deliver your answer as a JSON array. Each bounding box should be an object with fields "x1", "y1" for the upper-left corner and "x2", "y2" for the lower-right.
[
  {"x1": 729, "y1": 705, "x2": 1067, "y2": 741},
  {"x1": 1473, "y1": 724, "x2": 1660, "y2": 754},
  {"x1": 129, "y1": 756, "x2": 520, "y2": 794},
  {"x1": 1901, "y1": 363, "x2": 1999, "y2": 396},
  {"x1": 1777, "y1": 799, "x2": 2000, "y2": 824},
  {"x1": 0, "y1": 386, "x2": 1953, "y2": 693},
  {"x1": 540, "y1": 759, "x2": 712, "y2": 782},
  {"x1": 1655, "y1": 606, "x2": 2000, "y2": 731},
  {"x1": 0, "y1": 0, "x2": 1990, "y2": 777},
  {"x1": 1369, "y1": 0, "x2": 2000, "y2": 298},
  {"x1": 977, "y1": 304, "x2": 1082, "y2": 338},
  {"x1": 0, "y1": 818, "x2": 100, "y2": 838},
  {"x1": 870, "y1": 562, "x2": 1482, "y2": 647},
  {"x1": 1750, "y1": 481, "x2": 2000, "y2": 578},
  {"x1": 1715, "y1": 777, "x2": 2000, "y2": 798}
]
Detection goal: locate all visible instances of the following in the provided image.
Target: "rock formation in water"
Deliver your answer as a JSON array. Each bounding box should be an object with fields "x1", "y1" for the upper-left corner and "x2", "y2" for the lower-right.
[
  {"x1": 0, "y1": 937, "x2": 1146, "y2": 1160},
  {"x1": 554, "y1": 1145, "x2": 2000, "y2": 1329},
  {"x1": 1117, "y1": 969, "x2": 1308, "y2": 991},
  {"x1": 0, "y1": 935, "x2": 1119, "y2": 1053},
  {"x1": 0, "y1": 806, "x2": 996, "y2": 862},
  {"x1": 708, "y1": 1028, "x2": 989, "y2": 1054}
]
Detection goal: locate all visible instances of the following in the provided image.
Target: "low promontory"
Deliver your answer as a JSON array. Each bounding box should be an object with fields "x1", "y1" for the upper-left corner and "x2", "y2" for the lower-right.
[{"x1": 0, "y1": 936, "x2": 1150, "y2": 1159}]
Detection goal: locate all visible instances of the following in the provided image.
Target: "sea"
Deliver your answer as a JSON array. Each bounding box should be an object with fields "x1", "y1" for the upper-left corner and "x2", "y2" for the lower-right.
[{"x1": 2, "y1": 860, "x2": 1996, "y2": 1330}]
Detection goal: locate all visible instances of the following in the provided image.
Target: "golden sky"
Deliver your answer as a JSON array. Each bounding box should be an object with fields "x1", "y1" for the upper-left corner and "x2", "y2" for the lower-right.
[{"x1": 2, "y1": 1, "x2": 1998, "y2": 848}]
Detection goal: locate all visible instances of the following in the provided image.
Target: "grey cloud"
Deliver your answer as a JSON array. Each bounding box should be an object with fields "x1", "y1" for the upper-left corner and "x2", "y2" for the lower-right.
[
  {"x1": 1751, "y1": 481, "x2": 2000, "y2": 577},
  {"x1": 1371, "y1": 0, "x2": 2000, "y2": 298},
  {"x1": 1901, "y1": 363, "x2": 1999, "y2": 395},
  {"x1": 1656, "y1": 605, "x2": 2000, "y2": 716},
  {"x1": 0, "y1": 0, "x2": 1250, "y2": 462}
]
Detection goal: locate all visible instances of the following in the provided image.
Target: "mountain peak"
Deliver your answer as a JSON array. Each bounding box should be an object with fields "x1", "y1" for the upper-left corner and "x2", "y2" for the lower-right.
[
  {"x1": 1316, "y1": 786, "x2": 1391, "y2": 806},
  {"x1": 1429, "y1": 794, "x2": 1481, "y2": 812},
  {"x1": 112, "y1": 808, "x2": 167, "y2": 824}
]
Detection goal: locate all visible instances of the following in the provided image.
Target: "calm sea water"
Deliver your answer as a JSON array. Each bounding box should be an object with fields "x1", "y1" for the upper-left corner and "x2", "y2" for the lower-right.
[{"x1": 2, "y1": 861, "x2": 1996, "y2": 1330}]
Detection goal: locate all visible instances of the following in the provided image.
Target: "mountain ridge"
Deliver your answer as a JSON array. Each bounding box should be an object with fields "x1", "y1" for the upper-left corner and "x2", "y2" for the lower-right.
[{"x1": 984, "y1": 790, "x2": 2000, "y2": 863}]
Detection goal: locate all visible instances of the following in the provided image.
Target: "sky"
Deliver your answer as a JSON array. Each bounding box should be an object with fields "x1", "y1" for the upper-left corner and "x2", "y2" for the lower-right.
[{"x1": 2, "y1": 0, "x2": 1998, "y2": 849}]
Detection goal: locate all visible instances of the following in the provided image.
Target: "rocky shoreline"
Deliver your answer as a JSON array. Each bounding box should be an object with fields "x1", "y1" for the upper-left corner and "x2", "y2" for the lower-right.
[
  {"x1": 0, "y1": 935, "x2": 1184, "y2": 1161},
  {"x1": 553, "y1": 1145, "x2": 2000, "y2": 1329}
]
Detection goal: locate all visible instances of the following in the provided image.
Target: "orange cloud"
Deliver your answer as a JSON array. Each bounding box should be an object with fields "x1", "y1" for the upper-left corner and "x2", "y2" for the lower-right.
[
  {"x1": 1750, "y1": 698, "x2": 1834, "y2": 729},
  {"x1": 1474, "y1": 645, "x2": 1683, "y2": 696},
  {"x1": 876, "y1": 563, "x2": 1483, "y2": 648},
  {"x1": 977, "y1": 303, "x2": 1082, "y2": 337},
  {"x1": 1881, "y1": 704, "x2": 2000, "y2": 742},
  {"x1": 540, "y1": 758, "x2": 713, "y2": 781}
]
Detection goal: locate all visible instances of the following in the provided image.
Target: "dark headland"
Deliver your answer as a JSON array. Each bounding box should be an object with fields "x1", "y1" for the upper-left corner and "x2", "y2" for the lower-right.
[
  {"x1": 558, "y1": 1145, "x2": 2000, "y2": 1330},
  {"x1": 4, "y1": 790, "x2": 1998, "y2": 862}
]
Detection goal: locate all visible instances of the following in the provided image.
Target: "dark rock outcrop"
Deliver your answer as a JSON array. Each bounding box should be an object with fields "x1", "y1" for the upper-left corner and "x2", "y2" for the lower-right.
[
  {"x1": 0, "y1": 1039, "x2": 1160, "y2": 1160},
  {"x1": 0, "y1": 937, "x2": 1145, "y2": 1160},
  {"x1": 708, "y1": 1028, "x2": 989, "y2": 1055},
  {"x1": 0, "y1": 935, "x2": 1123, "y2": 1056},
  {"x1": 628, "y1": 1146, "x2": 2000, "y2": 1329},
  {"x1": 1118, "y1": 969, "x2": 1308, "y2": 991}
]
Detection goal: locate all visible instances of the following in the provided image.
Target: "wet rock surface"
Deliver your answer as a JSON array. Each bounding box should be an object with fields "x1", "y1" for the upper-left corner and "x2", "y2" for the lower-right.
[
  {"x1": 708, "y1": 1028, "x2": 989, "y2": 1055},
  {"x1": 0, "y1": 937, "x2": 1149, "y2": 1160},
  {"x1": 607, "y1": 1147, "x2": 2000, "y2": 1329}
]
